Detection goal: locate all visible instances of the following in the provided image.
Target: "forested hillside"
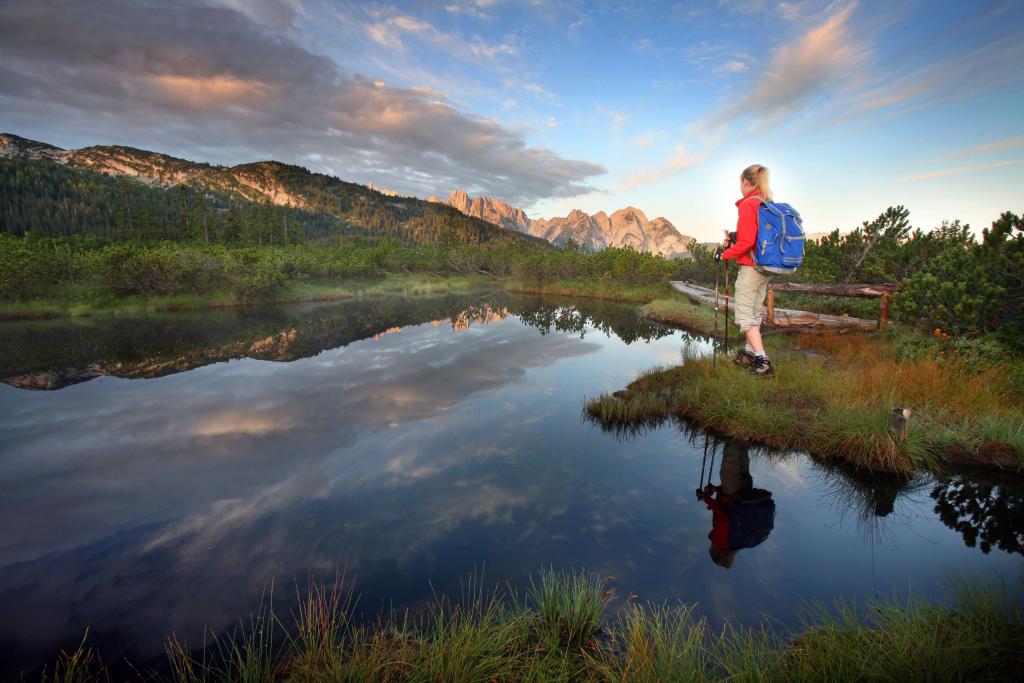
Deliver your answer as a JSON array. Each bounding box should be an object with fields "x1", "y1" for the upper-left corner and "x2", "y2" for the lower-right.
[{"x1": 0, "y1": 154, "x2": 543, "y2": 248}]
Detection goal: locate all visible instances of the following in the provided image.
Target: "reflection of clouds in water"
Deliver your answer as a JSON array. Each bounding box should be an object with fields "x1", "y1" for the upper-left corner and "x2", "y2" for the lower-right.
[
  {"x1": 0, "y1": 319, "x2": 599, "y2": 566},
  {"x1": 191, "y1": 410, "x2": 295, "y2": 437}
]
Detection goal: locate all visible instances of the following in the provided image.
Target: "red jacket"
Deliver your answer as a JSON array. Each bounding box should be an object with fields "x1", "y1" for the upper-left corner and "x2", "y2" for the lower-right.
[
  {"x1": 721, "y1": 190, "x2": 763, "y2": 266},
  {"x1": 705, "y1": 493, "x2": 733, "y2": 549}
]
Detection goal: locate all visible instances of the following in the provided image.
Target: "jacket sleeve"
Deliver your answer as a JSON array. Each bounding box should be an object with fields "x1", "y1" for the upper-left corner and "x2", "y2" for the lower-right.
[{"x1": 722, "y1": 199, "x2": 758, "y2": 261}]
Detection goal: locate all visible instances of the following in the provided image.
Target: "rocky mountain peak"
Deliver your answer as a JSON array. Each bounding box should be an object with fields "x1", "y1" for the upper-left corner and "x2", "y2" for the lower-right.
[{"x1": 437, "y1": 190, "x2": 695, "y2": 257}]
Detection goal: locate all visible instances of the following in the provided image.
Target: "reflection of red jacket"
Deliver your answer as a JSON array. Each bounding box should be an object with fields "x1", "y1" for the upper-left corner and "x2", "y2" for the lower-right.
[
  {"x1": 705, "y1": 493, "x2": 733, "y2": 549},
  {"x1": 721, "y1": 190, "x2": 763, "y2": 267}
]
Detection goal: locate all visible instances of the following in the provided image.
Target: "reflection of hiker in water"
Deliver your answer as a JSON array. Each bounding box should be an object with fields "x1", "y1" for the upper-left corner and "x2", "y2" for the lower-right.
[{"x1": 696, "y1": 438, "x2": 775, "y2": 569}]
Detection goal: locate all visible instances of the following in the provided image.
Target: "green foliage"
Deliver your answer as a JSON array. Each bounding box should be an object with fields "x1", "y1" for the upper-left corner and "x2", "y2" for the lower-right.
[
  {"x1": 0, "y1": 157, "x2": 540, "y2": 248},
  {"x1": 0, "y1": 233, "x2": 684, "y2": 306},
  {"x1": 895, "y1": 211, "x2": 1023, "y2": 347},
  {"x1": 676, "y1": 242, "x2": 719, "y2": 285}
]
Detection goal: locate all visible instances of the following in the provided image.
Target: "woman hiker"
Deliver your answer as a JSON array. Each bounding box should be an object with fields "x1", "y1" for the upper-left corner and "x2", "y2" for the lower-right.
[{"x1": 715, "y1": 164, "x2": 774, "y2": 377}]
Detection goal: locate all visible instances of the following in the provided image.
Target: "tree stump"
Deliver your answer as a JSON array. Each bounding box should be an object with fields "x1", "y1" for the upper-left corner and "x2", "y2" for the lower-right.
[{"x1": 889, "y1": 406, "x2": 911, "y2": 442}]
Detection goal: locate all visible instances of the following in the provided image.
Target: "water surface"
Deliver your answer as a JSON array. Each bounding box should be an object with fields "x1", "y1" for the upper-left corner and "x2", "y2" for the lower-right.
[{"x1": 1, "y1": 292, "x2": 1020, "y2": 678}]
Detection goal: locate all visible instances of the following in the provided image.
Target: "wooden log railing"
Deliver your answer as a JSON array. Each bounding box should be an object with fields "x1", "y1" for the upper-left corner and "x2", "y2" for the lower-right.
[
  {"x1": 765, "y1": 282, "x2": 901, "y2": 330},
  {"x1": 670, "y1": 280, "x2": 902, "y2": 332}
]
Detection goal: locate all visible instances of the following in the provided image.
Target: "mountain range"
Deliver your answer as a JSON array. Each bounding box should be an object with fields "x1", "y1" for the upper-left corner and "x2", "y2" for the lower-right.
[
  {"x1": 429, "y1": 190, "x2": 695, "y2": 257},
  {"x1": 1, "y1": 132, "x2": 545, "y2": 246},
  {"x1": 2, "y1": 133, "x2": 691, "y2": 255}
]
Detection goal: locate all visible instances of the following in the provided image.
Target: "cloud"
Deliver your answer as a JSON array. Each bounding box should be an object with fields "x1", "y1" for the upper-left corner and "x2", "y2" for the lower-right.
[
  {"x1": 717, "y1": 59, "x2": 749, "y2": 73},
  {"x1": 631, "y1": 130, "x2": 666, "y2": 149},
  {"x1": 502, "y1": 76, "x2": 561, "y2": 104},
  {"x1": 622, "y1": 136, "x2": 722, "y2": 189},
  {"x1": 837, "y1": 36, "x2": 1024, "y2": 130},
  {"x1": 900, "y1": 159, "x2": 1024, "y2": 183},
  {"x1": 596, "y1": 106, "x2": 630, "y2": 134},
  {"x1": 718, "y1": 0, "x2": 768, "y2": 15},
  {"x1": 364, "y1": 8, "x2": 518, "y2": 61},
  {"x1": 445, "y1": 0, "x2": 500, "y2": 20},
  {"x1": 708, "y1": 3, "x2": 865, "y2": 131},
  {"x1": 933, "y1": 135, "x2": 1024, "y2": 164},
  {"x1": 777, "y1": 1, "x2": 808, "y2": 20},
  {"x1": 0, "y1": 0, "x2": 602, "y2": 205}
]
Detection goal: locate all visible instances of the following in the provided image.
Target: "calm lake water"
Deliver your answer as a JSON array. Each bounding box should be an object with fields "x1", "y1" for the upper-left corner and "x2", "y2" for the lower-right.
[{"x1": 1, "y1": 291, "x2": 1021, "y2": 678}]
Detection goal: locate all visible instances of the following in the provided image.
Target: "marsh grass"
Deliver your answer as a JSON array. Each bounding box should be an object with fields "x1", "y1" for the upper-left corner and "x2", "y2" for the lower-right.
[
  {"x1": 33, "y1": 572, "x2": 1023, "y2": 682},
  {"x1": 525, "y1": 568, "x2": 611, "y2": 650},
  {"x1": 38, "y1": 630, "x2": 109, "y2": 683},
  {"x1": 586, "y1": 604, "x2": 709, "y2": 682},
  {"x1": 587, "y1": 324, "x2": 1024, "y2": 473}
]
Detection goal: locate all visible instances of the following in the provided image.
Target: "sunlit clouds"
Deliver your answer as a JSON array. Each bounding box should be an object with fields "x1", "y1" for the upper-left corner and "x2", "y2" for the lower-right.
[{"x1": 0, "y1": 0, "x2": 1020, "y2": 236}]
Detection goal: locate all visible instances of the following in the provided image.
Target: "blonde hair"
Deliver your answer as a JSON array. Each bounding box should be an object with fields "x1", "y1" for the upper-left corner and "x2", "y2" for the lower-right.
[{"x1": 741, "y1": 164, "x2": 772, "y2": 201}]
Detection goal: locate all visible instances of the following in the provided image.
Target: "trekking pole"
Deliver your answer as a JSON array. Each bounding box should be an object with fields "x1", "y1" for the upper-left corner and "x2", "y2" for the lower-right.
[
  {"x1": 723, "y1": 262, "x2": 730, "y2": 358},
  {"x1": 708, "y1": 439, "x2": 717, "y2": 487},
  {"x1": 713, "y1": 260, "x2": 720, "y2": 369},
  {"x1": 697, "y1": 433, "x2": 709, "y2": 500}
]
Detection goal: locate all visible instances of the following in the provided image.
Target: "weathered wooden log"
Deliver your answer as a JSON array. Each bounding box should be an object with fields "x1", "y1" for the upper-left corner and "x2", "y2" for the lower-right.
[
  {"x1": 889, "y1": 405, "x2": 911, "y2": 442},
  {"x1": 767, "y1": 288, "x2": 775, "y2": 324},
  {"x1": 671, "y1": 281, "x2": 879, "y2": 330},
  {"x1": 767, "y1": 282, "x2": 901, "y2": 298},
  {"x1": 879, "y1": 291, "x2": 890, "y2": 329}
]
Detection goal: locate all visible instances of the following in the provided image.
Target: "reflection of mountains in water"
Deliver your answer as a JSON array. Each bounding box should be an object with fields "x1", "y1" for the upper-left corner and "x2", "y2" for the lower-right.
[{"x1": 1, "y1": 293, "x2": 675, "y2": 390}]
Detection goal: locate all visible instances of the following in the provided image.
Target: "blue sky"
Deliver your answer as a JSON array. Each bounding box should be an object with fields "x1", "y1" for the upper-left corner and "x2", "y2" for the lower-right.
[{"x1": 1, "y1": 0, "x2": 1022, "y2": 240}]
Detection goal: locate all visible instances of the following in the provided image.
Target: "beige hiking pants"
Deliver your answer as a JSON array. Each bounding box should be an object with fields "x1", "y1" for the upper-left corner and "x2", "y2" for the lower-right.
[
  {"x1": 733, "y1": 265, "x2": 772, "y2": 333},
  {"x1": 719, "y1": 440, "x2": 753, "y2": 496}
]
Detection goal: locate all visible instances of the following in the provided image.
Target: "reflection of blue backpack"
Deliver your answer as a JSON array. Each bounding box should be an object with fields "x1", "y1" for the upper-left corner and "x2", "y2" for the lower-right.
[
  {"x1": 753, "y1": 200, "x2": 804, "y2": 275},
  {"x1": 727, "y1": 489, "x2": 775, "y2": 550}
]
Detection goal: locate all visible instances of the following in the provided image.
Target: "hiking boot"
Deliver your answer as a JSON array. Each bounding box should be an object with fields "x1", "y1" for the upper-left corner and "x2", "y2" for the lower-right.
[
  {"x1": 732, "y1": 349, "x2": 755, "y2": 367},
  {"x1": 749, "y1": 355, "x2": 774, "y2": 377}
]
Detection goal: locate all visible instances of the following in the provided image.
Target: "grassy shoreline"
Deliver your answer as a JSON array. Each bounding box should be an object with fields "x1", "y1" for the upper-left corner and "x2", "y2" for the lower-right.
[
  {"x1": 588, "y1": 294, "x2": 1024, "y2": 475},
  {"x1": 0, "y1": 276, "x2": 677, "y2": 321},
  {"x1": 0, "y1": 274, "x2": 503, "y2": 320},
  {"x1": 35, "y1": 570, "x2": 1023, "y2": 682}
]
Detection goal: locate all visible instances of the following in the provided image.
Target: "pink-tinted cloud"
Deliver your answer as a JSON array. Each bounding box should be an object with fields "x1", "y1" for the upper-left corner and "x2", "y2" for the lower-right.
[{"x1": 0, "y1": 0, "x2": 603, "y2": 204}]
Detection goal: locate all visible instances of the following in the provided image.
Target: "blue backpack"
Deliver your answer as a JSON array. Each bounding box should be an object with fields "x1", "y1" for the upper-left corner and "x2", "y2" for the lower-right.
[
  {"x1": 753, "y1": 199, "x2": 805, "y2": 275},
  {"x1": 727, "y1": 489, "x2": 776, "y2": 550}
]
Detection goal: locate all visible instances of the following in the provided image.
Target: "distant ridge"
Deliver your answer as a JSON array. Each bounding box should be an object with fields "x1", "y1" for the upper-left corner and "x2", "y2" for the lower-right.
[
  {"x1": 431, "y1": 189, "x2": 695, "y2": 257},
  {"x1": 0, "y1": 133, "x2": 544, "y2": 246}
]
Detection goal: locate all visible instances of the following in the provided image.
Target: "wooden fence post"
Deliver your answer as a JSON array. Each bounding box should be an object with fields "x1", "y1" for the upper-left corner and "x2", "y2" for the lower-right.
[
  {"x1": 879, "y1": 292, "x2": 890, "y2": 329},
  {"x1": 767, "y1": 286, "x2": 775, "y2": 324}
]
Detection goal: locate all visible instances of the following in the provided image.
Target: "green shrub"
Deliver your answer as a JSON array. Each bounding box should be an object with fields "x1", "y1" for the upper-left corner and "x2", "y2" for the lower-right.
[
  {"x1": 227, "y1": 261, "x2": 286, "y2": 301},
  {"x1": 896, "y1": 211, "x2": 1023, "y2": 347},
  {"x1": 95, "y1": 243, "x2": 225, "y2": 295}
]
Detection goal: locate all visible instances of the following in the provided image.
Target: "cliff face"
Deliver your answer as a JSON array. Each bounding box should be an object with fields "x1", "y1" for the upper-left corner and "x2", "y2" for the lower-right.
[
  {"x1": 433, "y1": 190, "x2": 531, "y2": 233},
  {"x1": 438, "y1": 189, "x2": 695, "y2": 257}
]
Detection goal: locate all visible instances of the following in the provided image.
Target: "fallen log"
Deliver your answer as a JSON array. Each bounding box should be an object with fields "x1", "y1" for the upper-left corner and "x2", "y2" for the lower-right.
[{"x1": 670, "y1": 281, "x2": 880, "y2": 331}]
